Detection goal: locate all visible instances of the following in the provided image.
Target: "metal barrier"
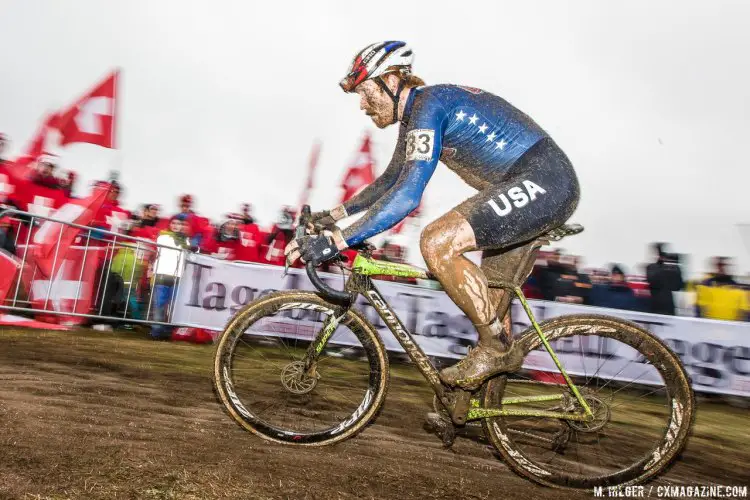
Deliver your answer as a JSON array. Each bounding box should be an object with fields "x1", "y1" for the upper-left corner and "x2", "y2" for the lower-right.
[{"x1": 0, "y1": 208, "x2": 192, "y2": 328}]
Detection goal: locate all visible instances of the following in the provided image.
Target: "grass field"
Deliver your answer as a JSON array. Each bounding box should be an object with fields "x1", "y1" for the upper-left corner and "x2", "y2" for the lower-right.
[{"x1": 0, "y1": 327, "x2": 748, "y2": 499}]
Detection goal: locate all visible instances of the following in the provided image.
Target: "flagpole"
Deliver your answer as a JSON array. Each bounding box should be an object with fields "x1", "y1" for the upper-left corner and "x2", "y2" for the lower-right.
[
  {"x1": 112, "y1": 68, "x2": 123, "y2": 182},
  {"x1": 298, "y1": 140, "x2": 321, "y2": 211}
]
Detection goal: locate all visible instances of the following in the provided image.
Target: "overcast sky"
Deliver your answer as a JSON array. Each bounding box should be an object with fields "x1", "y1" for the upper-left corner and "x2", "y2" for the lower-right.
[{"x1": 1, "y1": 0, "x2": 749, "y2": 277}]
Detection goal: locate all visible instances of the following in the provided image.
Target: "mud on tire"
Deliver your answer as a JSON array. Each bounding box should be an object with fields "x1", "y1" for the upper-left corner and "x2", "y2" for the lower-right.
[
  {"x1": 480, "y1": 314, "x2": 695, "y2": 489},
  {"x1": 213, "y1": 291, "x2": 389, "y2": 446}
]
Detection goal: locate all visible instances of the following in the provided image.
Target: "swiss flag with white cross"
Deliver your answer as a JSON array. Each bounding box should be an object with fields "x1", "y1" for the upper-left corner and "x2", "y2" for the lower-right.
[{"x1": 55, "y1": 70, "x2": 119, "y2": 148}]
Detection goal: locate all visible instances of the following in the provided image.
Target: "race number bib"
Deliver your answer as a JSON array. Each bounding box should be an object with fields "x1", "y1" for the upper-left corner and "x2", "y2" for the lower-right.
[{"x1": 406, "y1": 129, "x2": 435, "y2": 161}]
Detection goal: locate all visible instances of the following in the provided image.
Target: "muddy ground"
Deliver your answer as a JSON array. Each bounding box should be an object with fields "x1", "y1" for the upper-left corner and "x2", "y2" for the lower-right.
[{"x1": 0, "y1": 328, "x2": 748, "y2": 500}]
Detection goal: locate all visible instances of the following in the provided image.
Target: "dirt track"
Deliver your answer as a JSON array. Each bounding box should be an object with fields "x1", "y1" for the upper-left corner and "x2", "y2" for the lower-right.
[{"x1": 0, "y1": 328, "x2": 748, "y2": 500}]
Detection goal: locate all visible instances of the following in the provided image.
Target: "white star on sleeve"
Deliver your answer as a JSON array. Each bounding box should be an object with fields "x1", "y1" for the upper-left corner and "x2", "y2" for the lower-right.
[
  {"x1": 468, "y1": 113, "x2": 479, "y2": 125},
  {"x1": 486, "y1": 132, "x2": 496, "y2": 142},
  {"x1": 478, "y1": 123, "x2": 488, "y2": 133},
  {"x1": 455, "y1": 110, "x2": 467, "y2": 121},
  {"x1": 495, "y1": 139, "x2": 508, "y2": 150}
]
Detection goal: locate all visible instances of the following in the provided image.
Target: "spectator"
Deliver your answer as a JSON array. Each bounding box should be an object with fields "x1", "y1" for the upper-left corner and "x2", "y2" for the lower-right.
[
  {"x1": 646, "y1": 242, "x2": 684, "y2": 315},
  {"x1": 201, "y1": 216, "x2": 240, "y2": 260},
  {"x1": 106, "y1": 180, "x2": 122, "y2": 204},
  {"x1": 590, "y1": 264, "x2": 644, "y2": 312},
  {"x1": 240, "y1": 203, "x2": 255, "y2": 224},
  {"x1": 60, "y1": 171, "x2": 77, "y2": 198},
  {"x1": 568, "y1": 255, "x2": 592, "y2": 304},
  {"x1": 538, "y1": 249, "x2": 567, "y2": 301},
  {"x1": 30, "y1": 155, "x2": 62, "y2": 189},
  {"x1": 0, "y1": 216, "x2": 17, "y2": 254},
  {"x1": 695, "y1": 257, "x2": 749, "y2": 321},
  {"x1": 522, "y1": 264, "x2": 544, "y2": 299},
  {"x1": 551, "y1": 254, "x2": 591, "y2": 304},
  {"x1": 263, "y1": 206, "x2": 296, "y2": 266},
  {"x1": 150, "y1": 215, "x2": 190, "y2": 340},
  {"x1": 230, "y1": 213, "x2": 263, "y2": 263},
  {"x1": 129, "y1": 204, "x2": 163, "y2": 241},
  {"x1": 144, "y1": 204, "x2": 163, "y2": 226},
  {"x1": 91, "y1": 180, "x2": 132, "y2": 235},
  {"x1": 171, "y1": 194, "x2": 209, "y2": 249}
]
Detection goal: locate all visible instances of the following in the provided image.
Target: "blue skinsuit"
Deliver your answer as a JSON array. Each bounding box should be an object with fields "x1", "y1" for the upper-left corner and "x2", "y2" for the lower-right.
[{"x1": 342, "y1": 84, "x2": 555, "y2": 248}]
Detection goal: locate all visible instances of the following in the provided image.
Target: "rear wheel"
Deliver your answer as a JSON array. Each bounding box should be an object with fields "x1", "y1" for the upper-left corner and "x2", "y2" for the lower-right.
[
  {"x1": 213, "y1": 291, "x2": 389, "y2": 446},
  {"x1": 481, "y1": 314, "x2": 694, "y2": 489}
]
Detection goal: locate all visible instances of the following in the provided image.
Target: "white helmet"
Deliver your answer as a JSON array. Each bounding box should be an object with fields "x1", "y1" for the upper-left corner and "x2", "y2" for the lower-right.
[{"x1": 339, "y1": 41, "x2": 413, "y2": 93}]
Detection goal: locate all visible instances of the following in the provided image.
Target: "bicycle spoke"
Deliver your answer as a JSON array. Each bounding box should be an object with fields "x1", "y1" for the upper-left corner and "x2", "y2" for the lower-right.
[
  {"x1": 484, "y1": 318, "x2": 693, "y2": 488},
  {"x1": 219, "y1": 301, "x2": 381, "y2": 439}
]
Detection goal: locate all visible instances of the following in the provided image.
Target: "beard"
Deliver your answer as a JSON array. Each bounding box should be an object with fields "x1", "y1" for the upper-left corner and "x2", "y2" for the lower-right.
[{"x1": 368, "y1": 109, "x2": 393, "y2": 128}]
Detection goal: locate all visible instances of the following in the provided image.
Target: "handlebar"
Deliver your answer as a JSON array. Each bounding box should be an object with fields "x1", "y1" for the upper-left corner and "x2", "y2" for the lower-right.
[
  {"x1": 305, "y1": 260, "x2": 353, "y2": 303},
  {"x1": 298, "y1": 205, "x2": 354, "y2": 304}
]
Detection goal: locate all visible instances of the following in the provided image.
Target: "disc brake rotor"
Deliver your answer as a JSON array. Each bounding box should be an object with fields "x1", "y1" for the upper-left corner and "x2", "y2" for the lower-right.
[
  {"x1": 567, "y1": 393, "x2": 611, "y2": 433},
  {"x1": 280, "y1": 361, "x2": 319, "y2": 394}
]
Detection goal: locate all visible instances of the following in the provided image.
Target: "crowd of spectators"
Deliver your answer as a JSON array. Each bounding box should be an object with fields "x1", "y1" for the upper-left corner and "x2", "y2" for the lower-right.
[
  {"x1": 2, "y1": 140, "x2": 749, "y2": 328},
  {"x1": 524, "y1": 243, "x2": 750, "y2": 322}
]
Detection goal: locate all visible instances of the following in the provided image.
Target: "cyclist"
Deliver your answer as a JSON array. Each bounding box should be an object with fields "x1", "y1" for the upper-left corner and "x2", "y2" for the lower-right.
[{"x1": 285, "y1": 41, "x2": 580, "y2": 390}]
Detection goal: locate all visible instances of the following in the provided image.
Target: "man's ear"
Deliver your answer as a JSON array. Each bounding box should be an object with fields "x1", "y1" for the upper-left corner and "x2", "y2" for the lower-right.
[{"x1": 382, "y1": 73, "x2": 401, "y2": 92}]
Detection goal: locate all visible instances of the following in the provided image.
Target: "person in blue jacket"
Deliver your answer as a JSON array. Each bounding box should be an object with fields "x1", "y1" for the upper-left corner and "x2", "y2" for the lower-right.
[{"x1": 286, "y1": 41, "x2": 580, "y2": 390}]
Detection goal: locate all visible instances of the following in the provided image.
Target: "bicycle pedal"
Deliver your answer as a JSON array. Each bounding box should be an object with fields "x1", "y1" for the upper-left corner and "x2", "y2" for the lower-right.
[{"x1": 424, "y1": 412, "x2": 456, "y2": 448}]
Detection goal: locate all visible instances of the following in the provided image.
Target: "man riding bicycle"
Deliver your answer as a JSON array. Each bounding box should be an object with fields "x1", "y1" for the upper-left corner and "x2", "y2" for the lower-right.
[{"x1": 285, "y1": 41, "x2": 580, "y2": 390}]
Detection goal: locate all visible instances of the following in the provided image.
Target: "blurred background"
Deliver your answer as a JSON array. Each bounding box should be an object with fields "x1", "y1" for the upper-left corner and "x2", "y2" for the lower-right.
[{"x1": 1, "y1": 0, "x2": 750, "y2": 321}]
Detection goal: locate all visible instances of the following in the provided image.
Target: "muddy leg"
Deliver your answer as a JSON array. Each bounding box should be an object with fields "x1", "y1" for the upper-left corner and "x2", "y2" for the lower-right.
[
  {"x1": 487, "y1": 288, "x2": 512, "y2": 348},
  {"x1": 420, "y1": 210, "x2": 504, "y2": 346}
]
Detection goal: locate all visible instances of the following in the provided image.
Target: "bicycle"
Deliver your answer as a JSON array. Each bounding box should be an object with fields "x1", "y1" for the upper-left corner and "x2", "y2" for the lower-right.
[{"x1": 212, "y1": 206, "x2": 695, "y2": 490}]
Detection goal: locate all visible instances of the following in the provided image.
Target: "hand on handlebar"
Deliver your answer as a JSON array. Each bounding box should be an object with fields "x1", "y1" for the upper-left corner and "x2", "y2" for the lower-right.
[
  {"x1": 291, "y1": 205, "x2": 354, "y2": 303},
  {"x1": 284, "y1": 228, "x2": 348, "y2": 267}
]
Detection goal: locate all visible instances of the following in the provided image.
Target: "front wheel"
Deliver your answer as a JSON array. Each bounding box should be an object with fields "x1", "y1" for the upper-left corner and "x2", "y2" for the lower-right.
[
  {"x1": 481, "y1": 314, "x2": 695, "y2": 489},
  {"x1": 213, "y1": 291, "x2": 389, "y2": 446}
]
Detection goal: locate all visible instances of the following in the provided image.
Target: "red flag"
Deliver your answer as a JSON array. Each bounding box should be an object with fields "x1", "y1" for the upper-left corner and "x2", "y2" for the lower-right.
[
  {"x1": 0, "y1": 249, "x2": 23, "y2": 303},
  {"x1": 92, "y1": 202, "x2": 131, "y2": 234},
  {"x1": 6, "y1": 113, "x2": 59, "y2": 181},
  {"x1": 28, "y1": 245, "x2": 106, "y2": 320},
  {"x1": 56, "y1": 70, "x2": 118, "y2": 148},
  {"x1": 340, "y1": 133, "x2": 375, "y2": 203},
  {"x1": 32, "y1": 183, "x2": 111, "y2": 277},
  {"x1": 11, "y1": 182, "x2": 68, "y2": 218},
  {"x1": 298, "y1": 141, "x2": 321, "y2": 209}
]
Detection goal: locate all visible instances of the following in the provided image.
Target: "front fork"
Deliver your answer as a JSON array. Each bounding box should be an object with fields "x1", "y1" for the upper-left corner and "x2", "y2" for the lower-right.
[{"x1": 301, "y1": 305, "x2": 349, "y2": 377}]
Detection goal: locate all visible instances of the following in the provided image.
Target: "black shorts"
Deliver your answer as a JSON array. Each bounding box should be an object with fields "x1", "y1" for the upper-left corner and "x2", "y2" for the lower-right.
[{"x1": 454, "y1": 138, "x2": 580, "y2": 250}]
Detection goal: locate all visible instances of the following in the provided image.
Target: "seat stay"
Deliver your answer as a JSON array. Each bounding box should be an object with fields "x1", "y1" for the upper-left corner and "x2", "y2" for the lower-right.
[{"x1": 510, "y1": 285, "x2": 594, "y2": 417}]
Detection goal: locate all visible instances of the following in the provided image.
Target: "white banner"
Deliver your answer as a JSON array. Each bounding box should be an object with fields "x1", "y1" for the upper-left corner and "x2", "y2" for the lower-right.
[{"x1": 173, "y1": 254, "x2": 750, "y2": 397}]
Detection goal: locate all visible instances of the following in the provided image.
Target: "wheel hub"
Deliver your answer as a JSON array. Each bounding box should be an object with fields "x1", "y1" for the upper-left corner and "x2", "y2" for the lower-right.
[
  {"x1": 567, "y1": 393, "x2": 611, "y2": 432},
  {"x1": 280, "y1": 361, "x2": 319, "y2": 394}
]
